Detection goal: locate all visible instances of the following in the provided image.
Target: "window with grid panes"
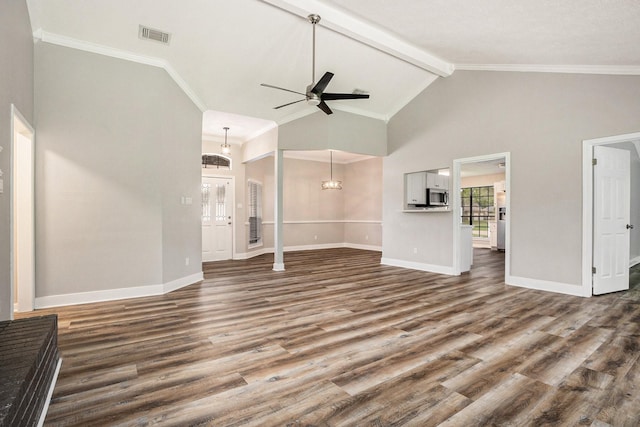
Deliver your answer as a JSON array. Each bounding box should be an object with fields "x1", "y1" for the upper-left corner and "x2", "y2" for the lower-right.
[{"x1": 460, "y1": 186, "x2": 494, "y2": 238}]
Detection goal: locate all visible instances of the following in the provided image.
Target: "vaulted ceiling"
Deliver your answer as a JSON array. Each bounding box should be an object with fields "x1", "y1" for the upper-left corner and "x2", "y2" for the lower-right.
[{"x1": 27, "y1": 0, "x2": 640, "y2": 141}]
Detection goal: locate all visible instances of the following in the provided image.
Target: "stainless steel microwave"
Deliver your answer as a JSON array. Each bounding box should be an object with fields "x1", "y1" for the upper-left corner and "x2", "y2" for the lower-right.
[{"x1": 427, "y1": 188, "x2": 448, "y2": 206}]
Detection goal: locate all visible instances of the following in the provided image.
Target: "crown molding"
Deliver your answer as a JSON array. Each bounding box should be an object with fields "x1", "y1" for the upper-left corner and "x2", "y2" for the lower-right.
[
  {"x1": 455, "y1": 63, "x2": 640, "y2": 75},
  {"x1": 33, "y1": 30, "x2": 208, "y2": 112}
]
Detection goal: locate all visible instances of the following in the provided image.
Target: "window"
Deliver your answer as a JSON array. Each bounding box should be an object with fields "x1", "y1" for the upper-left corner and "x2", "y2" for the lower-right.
[
  {"x1": 461, "y1": 186, "x2": 494, "y2": 238},
  {"x1": 201, "y1": 183, "x2": 211, "y2": 224},
  {"x1": 248, "y1": 180, "x2": 262, "y2": 246},
  {"x1": 202, "y1": 153, "x2": 232, "y2": 170}
]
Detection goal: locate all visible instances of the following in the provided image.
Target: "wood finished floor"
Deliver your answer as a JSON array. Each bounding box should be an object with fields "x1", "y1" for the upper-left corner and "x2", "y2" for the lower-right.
[{"x1": 18, "y1": 248, "x2": 640, "y2": 426}]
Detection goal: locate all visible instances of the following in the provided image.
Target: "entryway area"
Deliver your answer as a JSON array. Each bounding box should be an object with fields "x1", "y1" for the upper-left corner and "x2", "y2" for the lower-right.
[{"x1": 201, "y1": 176, "x2": 234, "y2": 262}]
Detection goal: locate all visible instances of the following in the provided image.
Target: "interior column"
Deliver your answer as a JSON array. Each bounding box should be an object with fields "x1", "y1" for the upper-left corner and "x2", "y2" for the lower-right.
[{"x1": 273, "y1": 149, "x2": 285, "y2": 271}]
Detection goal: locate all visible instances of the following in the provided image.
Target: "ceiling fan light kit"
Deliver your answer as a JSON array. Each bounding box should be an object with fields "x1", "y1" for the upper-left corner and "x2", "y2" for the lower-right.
[{"x1": 261, "y1": 14, "x2": 369, "y2": 115}]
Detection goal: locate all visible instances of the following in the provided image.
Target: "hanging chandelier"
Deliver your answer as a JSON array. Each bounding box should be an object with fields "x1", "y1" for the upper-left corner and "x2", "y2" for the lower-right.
[
  {"x1": 221, "y1": 127, "x2": 231, "y2": 155},
  {"x1": 321, "y1": 150, "x2": 342, "y2": 190}
]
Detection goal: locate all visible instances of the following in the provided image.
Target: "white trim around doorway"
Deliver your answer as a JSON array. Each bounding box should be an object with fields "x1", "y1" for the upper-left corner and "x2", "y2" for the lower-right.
[
  {"x1": 582, "y1": 131, "x2": 640, "y2": 298},
  {"x1": 10, "y1": 104, "x2": 36, "y2": 316},
  {"x1": 452, "y1": 152, "x2": 511, "y2": 279}
]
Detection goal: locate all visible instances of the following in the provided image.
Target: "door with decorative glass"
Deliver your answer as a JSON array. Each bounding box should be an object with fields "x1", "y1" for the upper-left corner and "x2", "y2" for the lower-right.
[{"x1": 202, "y1": 177, "x2": 233, "y2": 261}]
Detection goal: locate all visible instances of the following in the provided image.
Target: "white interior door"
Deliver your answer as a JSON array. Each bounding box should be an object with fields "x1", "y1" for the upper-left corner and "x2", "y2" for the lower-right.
[
  {"x1": 593, "y1": 145, "x2": 631, "y2": 295},
  {"x1": 202, "y1": 177, "x2": 233, "y2": 262}
]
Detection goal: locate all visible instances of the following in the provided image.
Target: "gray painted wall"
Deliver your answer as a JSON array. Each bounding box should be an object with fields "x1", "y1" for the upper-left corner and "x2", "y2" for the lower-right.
[
  {"x1": 0, "y1": 0, "x2": 34, "y2": 320},
  {"x1": 34, "y1": 42, "x2": 202, "y2": 297},
  {"x1": 279, "y1": 110, "x2": 387, "y2": 156},
  {"x1": 385, "y1": 71, "x2": 640, "y2": 287}
]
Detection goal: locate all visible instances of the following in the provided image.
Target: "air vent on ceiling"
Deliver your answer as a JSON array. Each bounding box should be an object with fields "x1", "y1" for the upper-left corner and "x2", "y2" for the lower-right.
[{"x1": 138, "y1": 25, "x2": 171, "y2": 45}]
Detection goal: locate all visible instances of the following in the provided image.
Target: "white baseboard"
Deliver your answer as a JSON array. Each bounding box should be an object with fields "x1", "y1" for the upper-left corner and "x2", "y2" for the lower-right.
[
  {"x1": 234, "y1": 247, "x2": 268, "y2": 260},
  {"x1": 38, "y1": 357, "x2": 62, "y2": 427},
  {"x1": 506, "y1": 275, "x2": 588, "y2": 297},
  {"x1": 35, "y1": 272, "x2": 204, "y2": 309},
  {"x1": 163, "y1": 272, "x2": 203, "y2": 294},
  {"x1": 630, "y1": 256, "x2": 640, "y2": 268},
  {"x1": 380, "y1": 257, "x2": 456, "y2": 276},
  {"x1": 235, "y1": 243, "x2": 382, "y2": 260},
  {"x1": 283, "y1": 243, "x2": 345, "y2": 252},
  {"x1": 344, "y1": 243, "x2": 382, "y2": 252}
]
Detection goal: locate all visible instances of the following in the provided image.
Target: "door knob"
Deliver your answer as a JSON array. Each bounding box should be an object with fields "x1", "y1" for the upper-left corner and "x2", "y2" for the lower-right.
[
  {"x1": 627, "y1": 224, "x2": 634, "y2": 229},
  {"x1": 228, "y1": 222, "x2": 232, "y2": 225}
]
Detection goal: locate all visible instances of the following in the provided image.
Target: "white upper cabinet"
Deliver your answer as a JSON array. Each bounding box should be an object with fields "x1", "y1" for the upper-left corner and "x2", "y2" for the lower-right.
[
  {"x1": 406, "y1": 171, "x2": 427, "y2": 205},
  {"x1": 426, "y1": 173, "x2": 449, "y2": 189}
]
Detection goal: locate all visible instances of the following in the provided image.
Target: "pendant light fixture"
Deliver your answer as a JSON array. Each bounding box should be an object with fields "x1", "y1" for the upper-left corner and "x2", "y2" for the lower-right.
[
  {"x1": 321, "y1": 150, "x2": 342, "y2": 190},
  {"x1": 221, "y1": 127, "x2": 231, "y2": 155}
]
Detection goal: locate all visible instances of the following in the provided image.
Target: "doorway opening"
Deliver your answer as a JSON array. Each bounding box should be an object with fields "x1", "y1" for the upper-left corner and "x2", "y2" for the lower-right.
[
  {"x1": 582, "y1": 132, "x2": 640, "y2": 296},
  {"x1": 10, "y1": 104, "x2": 35, "y2": 315},
  {"x1": 452, "y1": 152, "x2": 510, "y2": 279}
]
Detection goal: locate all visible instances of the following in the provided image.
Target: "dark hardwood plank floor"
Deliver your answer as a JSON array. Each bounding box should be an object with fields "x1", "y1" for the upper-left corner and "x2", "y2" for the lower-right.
[{"x1": 17, "y1": 248, "x2": 640, "y2": 426}]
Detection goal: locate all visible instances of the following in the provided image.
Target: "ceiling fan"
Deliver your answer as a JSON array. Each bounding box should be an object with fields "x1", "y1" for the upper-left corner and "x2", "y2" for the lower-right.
[{"x1": 261, "y1": 14, "x2": 369, "y2": 115}]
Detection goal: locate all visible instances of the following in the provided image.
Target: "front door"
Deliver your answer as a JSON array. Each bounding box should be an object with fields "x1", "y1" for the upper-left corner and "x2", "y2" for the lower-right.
[
  {"x1": 593, "y1": 145, "x2": 631, "y2": 295},
  {"x1": 202, "y1": 177, "x2": 233, "y2": 262}
]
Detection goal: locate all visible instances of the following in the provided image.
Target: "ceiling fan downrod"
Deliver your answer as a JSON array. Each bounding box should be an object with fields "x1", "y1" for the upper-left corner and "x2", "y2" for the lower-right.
[{"x1": 308, "y1": 14, "x2": 321, "y2": 86}]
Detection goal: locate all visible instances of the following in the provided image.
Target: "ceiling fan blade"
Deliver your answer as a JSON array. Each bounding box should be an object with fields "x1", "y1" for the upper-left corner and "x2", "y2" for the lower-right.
[
  {"x1": 311, "y1": 72, "x2": 334, "y2": 95},
  {"x1": 274, "y1": 98, "x2": 306, "y2": 109},
  {"x1": 317, "y1": 100, "x2": 333, "y2": 115},
  {"x1": 322, "y1": 93, "x2": 370, "y2": 101},
  {"x1": 261, "y1": 83, "x2": 307, "y2": 97}
]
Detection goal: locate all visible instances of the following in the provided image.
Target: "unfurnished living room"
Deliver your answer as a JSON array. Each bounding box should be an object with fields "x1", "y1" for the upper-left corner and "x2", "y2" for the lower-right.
[{"x1": 1, "y1": 1, "x2": 640, "y2": 426}]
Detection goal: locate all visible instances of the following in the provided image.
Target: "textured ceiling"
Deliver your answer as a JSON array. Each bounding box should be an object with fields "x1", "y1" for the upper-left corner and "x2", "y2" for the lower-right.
[
  {"x1": 26, "y1": 0, "x2": 640, "y2": 144},
  {"x1": 323, "y1": 0, "x2": 640, "y2": 66}
]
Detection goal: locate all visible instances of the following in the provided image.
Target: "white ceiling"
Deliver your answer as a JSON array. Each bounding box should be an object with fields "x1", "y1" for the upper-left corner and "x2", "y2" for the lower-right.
[
  {"x1": 460, "y1": 158, "x2": 506, "y2": 178},
  {"x1": 27, "y1": 0, "x2": 640, "y2": 145}
]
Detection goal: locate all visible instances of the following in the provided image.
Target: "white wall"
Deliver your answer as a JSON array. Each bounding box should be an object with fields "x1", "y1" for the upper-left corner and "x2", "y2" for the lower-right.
[
  {"x1": 242, "y1": 126, "x2": 278, "y2": 163},
  {"x1": 34, "y1": 42, "x2": 203, "y2": 302},
  {"x1": 385, "y1": 71, "x2": 640, "y2": 289},
  {"x1": 0, "y1": 0, "x2": 34, "y2": 320}
]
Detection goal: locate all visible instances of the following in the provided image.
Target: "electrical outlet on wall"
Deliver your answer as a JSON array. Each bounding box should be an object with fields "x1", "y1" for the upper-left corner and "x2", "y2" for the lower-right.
[{"x1": 185, "y1": 257, "x2": 190, "y2": 266}]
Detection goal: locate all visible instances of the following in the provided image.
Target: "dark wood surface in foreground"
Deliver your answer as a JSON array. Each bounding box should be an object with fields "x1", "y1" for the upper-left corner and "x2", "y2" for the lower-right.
[
  {"x1": 19, "y1": 248, "x2": 640, "y2": 426},
  {"x1": 0, "y1": 315, "x2": 59, "y2": 427}
]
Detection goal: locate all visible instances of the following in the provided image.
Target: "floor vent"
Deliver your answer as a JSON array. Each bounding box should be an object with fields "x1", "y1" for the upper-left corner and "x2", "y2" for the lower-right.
[{"x1": 139, "y1": 25, "x2": 171, "y2": 45}]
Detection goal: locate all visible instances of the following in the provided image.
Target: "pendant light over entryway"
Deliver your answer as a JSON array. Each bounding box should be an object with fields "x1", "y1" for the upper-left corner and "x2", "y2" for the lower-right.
[
  {"x1": 321, "y1": 150, "x2": 342, "y2": 190},
  {"x1": 221, "y1": 127, "x2": 231, "y2": 155}
]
